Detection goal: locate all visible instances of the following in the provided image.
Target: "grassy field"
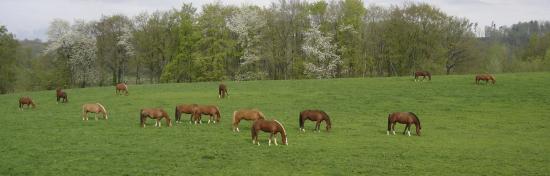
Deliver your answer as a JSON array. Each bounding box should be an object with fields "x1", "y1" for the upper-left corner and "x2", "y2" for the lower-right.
[{"x1": 1, "y1": 72, "x2": 549, "y2": 175}]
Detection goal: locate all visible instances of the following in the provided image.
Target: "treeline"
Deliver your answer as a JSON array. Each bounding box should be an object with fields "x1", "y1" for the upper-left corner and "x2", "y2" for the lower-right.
[{"x1": 1, "y1": 0, "x2": 550, "y2": 93}]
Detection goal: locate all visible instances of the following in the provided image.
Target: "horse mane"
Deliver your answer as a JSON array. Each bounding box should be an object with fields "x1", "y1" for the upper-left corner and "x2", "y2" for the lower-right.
[
  {"x1": 214, "y1": 106, "x2": 221, "y2": 121},
  {"x1": 273, "y1": 120, "x2": 286, "y2": 136},
  {"x1": 323, "y1": 112, "x2": 331, "y2": 126},
  {"x1": 123, "y1": 83, "x2": 128, "y2": 91},
  {"x1": 96, "y1": 103, "x2": 108, "y2": 119},
  {"x1": 408, "y1": 112, "x2": 421, "y2": 129},
  {"x1": 257, "y1": 111, "x2": 265, "y2": 119}
]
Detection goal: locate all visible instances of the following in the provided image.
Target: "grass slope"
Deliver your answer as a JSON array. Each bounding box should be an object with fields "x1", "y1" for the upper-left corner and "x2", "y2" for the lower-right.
[{"x1": 1, "y1": 73, "x2": 549, "y2": 175}]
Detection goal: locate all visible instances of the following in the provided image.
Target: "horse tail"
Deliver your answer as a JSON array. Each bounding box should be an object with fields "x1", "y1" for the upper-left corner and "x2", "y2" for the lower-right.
[
  {"x1": 232, "y1": 111, "x2": 238, "y2": 126},
  {"x1": 387, "y1": 114, "x2": 392, "y2": 131},
  {"x1": 409, "y1": 112, "x2": 421, "y2": 129},
  {"x1": 299, "y1": 112, "x2": 304, "y2": 129},
  {"x1": 175, "y1": 106, "x2": 181, "y2": 122},
  {"x1": 96, "y1": 103, "x2": 107, "y2": 119}
]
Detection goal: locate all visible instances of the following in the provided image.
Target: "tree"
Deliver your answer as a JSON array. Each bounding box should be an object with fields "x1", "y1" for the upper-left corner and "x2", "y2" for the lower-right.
[
  {"x1": 302, "y1": 22, "x2": 341, "y2": 79},
  {"x1": 0, "y1": 25, "x2": 19, "y2": 93},
  {"x1": 96, "y1": 15, "x2": 134, "y2": 85}
]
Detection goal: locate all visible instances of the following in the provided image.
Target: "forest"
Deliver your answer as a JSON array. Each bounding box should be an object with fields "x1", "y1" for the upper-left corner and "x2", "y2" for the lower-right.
[{"x1": 1, "y1": 0, "x2": 550, "y2": 93}]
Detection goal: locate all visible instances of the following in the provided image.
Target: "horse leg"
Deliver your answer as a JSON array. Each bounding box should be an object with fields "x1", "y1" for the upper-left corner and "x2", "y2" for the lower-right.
[
  {"x1": 403, "y1": 124, "x2": 409, "y2": 135},
  {"x1": 316, "y1": 120, "x2": 322, "y2": 132},
  {"x1": 268, "y1": 134, "x2": 273, "y2": 146},
  {"x1": 392, "y1": 123, "x2": 396, "y2": 135},
  {"x1": 94, "y1": 113, "x2": 98, "y2": 121}
]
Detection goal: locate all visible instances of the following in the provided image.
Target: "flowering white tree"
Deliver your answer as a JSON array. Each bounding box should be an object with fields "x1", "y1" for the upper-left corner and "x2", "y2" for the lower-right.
[
  {"x1": 226, "y1": 6, "x2": 266, "y2": 65},
  {"x1": 302, "y1": 22, "x2": 342, "y2": 79},
  {"x1": 45, "y1": 19, "x2": 99, "y2": 87}
]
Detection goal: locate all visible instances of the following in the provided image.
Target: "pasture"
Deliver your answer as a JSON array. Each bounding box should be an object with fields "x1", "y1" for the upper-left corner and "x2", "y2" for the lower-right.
[{"x1": 1, "y1": 72, "x2": 549, "y2": 175}]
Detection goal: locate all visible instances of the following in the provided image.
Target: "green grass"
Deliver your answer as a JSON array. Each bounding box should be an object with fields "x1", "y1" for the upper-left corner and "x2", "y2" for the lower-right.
[{"x1": 1, "y1": 72, "x2": 549, "y2": 175}]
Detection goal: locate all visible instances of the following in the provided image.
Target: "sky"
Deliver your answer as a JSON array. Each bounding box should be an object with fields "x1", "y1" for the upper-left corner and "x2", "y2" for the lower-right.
[{"x1": 1, "y1": 0, "x2": 549, "y2": 41}]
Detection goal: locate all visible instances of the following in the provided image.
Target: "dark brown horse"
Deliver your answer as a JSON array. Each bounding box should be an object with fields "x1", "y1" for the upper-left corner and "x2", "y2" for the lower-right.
[
  {"x1": 251, "y1": 119, "x2": 288, "y2": 146},
  {"x1": 56, "y1": 88, "x2": 68, "y2": 103},
  {"x1": 197, "y1": 105, "x2": 221, "y2": 124},
  {"x1": 116, "y1": 83, "x2": 129, "y2": 95},
  {"x1": 232, "y1": 109, "x2": 265, "y2": 132},
  {"x1": 414, "y1": 71, "x2": 431, "y2": 82},
  {"x1": 387, "y1": 112, "x2": 421, "y2": 136},
  {"x1": 299, "y1": 110, "x2": 331, "y2": 132},
  {"x1": 140, "y1": 108, "x2": 172, "y2": 127},
  {"x1": 175, "y1": 104, "x2": 200, "y2": 124},
  {"x1": 82, "y1": 103, "x2": 108, "y2": 120},
  {"x1": 475, "y1": 74, "x2": 496, "y2": 84},
  {"x1": 19, "y1": 97, "x2": 36, "y2": 110},
  {"x1": 218, "y1": 83, "x2": 228, "y2": 98}
]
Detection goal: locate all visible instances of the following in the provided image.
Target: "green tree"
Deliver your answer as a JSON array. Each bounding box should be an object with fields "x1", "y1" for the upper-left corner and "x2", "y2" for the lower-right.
[{"x1": 0, "y1": 26, "x2": 19, "y2": 94}]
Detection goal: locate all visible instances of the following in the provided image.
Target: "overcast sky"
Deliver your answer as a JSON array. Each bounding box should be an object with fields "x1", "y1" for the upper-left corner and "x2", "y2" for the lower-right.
[{"x1": 1, "y1": 0, "x2": 549, "y2": 41}]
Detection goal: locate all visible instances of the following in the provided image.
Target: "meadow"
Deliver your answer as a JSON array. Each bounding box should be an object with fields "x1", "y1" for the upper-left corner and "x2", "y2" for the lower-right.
[{"x1": 1, "y1": 72, "x2": 549, "y2": 175}]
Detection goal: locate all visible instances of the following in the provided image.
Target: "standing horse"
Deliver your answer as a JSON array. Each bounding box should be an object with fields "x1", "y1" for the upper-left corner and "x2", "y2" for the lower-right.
[
  {"x1": 251, "y1": 119, "x2": 288, "y2": 146},
  {"x1": 387, "y1": 112, "x2": 421, "y2": 136},
  {"x1": 116, "y1": 83, "x2": 129, "y2": 95},
  {"x1": 299, "y1": 110, "x2": 331, "y2": 132},
  {"x1": 140, "y1": 108, "x2": 172, "y2": 127},
  {"x1": 232, "y1": 109, "x2": 265, "y2": 132},
  {"x1": 175, "y1": 104, "x2": 200, "y2": 124},
  {"x1": 19, "y1": 97, "x2": 36, "y2": 110},
  {"x1": 56, "y1": 88, "x2": 68, "y2": 103},
  {"x1": 197, "y1": 105, "x2": 221, "y2": 124},
  {"x1": 414, "y1": 71, "x2": 431, "y2": 82},
  {"x1": 475, "y1": 74, "x2": 496, "y2": 84},
  {"x1": 82, "y1": 103, "x2": 108, "y2": 120},
  {"x1": 219, "y1": 83, "x2": 228, "y2": 98}
]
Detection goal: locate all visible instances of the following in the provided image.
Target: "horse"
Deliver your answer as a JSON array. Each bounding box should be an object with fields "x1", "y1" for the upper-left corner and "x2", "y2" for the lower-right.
[
  {"x1": 116, "y1": 82, "x2": 129, "y2": 95},
  {"x1": 175, "y1": 104, "x2": 200, "y2": 124},
  {"x1": 475, "y1": 74, "x2": 496, "y2": 84},
  {"x1": 18, "y1": 97, "x2": 36, "y2": 110},
  {"x1": 218, "y1": 83, "x2": 228, "y2": 98},
  {"x1": 140, "y1": 108, "x2": 172, "y2": 127},
  {"x1": 82, "y1": 103, "x2": 108, "y2": 120},
  {"x1": 232, "y1": 109, "x2": 265, "y2": 132},
  {"x1": 414, "y1": 71, "x2": 431, "y2": 82},
  {"x1": 299, "y1": 110, "x2": 332, "y2": 132},
  {"x1": 387, "y1": 112, "x2": 421, "y2": 136},
  {"x1": 196, "y1": 105, "x2": 221, "y2": 124},
  {"x1": 56, "y1": 88, "x2": 68, "y2": 103},
  {"x1": 251, "y1": 119, "x2": 288, "y2": 146}
]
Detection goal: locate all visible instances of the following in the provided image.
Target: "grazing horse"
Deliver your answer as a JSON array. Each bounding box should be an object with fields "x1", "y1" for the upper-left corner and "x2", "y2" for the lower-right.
[
  {"x1": 116, "y1": 83, "x2": 129, "y2": 95},
  {"x1": 175, "y1": 104, "x2": 200, "y2": 124},
  {"x1": 140, "y1": 108, "x2": 172, "y2": 127},
  {"x1": 414, "y1": 71, "x2": 431, "y2": 82},
  {"x1": 82, "y1": 103, "x2": 108, "y2": 120},
  {"x1": 218, "y1": 83, "x2": 228, "y2": 98},
  {"x1": 56, "y1": 88, "x2": 68, "y2": 103},
  {"x1": 299, "y1": 110, "x2": 332, "y2": 132},
  {"x1": 197, "y1": 105, "x2": 221, "y2": 124},
  {"x1": 475, "y1": 74, "x2": 496, "y2": 84},
  {"x1": 232, "y1": 109, "x2": 265, "y2": 132},
  {"x1": 387, "y1": 112, "x2": 421, "y2": 136},
  {"x1": 19, "y1": 97, "x2": 36, "y2": 110},
  {"x1": 251, "y1": 119, "x2": 288, "y2": 146}
]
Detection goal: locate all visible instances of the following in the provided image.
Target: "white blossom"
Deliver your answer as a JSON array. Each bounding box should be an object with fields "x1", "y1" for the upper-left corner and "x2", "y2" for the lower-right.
[
  {"x1": 226, "y1": 7, "x2": 266, "y2": 65},
  {"x1": 302, "y1": 22, "x2": 342, "y2": 79}
]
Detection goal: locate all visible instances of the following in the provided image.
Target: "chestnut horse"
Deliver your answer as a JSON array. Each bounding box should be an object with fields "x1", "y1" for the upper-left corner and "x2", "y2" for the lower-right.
[
  {"x1": 19, "y1": 97, "x2": 36, "y2": 110},
  {"x1": 414, "y1": 71, "x2": 431, "y2": 82},
  {"x1": 251, "y1": 119, "x2": 288, "y2": 146},
  {"x1": 232, "y1": 109, "x2": 265, "y2": 132},
  {"x1": 299, "y1": 110, "x2": 331, "y2": 132},
  {"x1": 116, "y1": 83, "x2": 129, "y2": 95},
  {"x1": 197, "y1": 105, "x2": 221, "y2": 124},
  {"x1": 140, "y1": 108, "x2": 172, "y2": 127},
  {"x1": 82, "y1": 103, "x2": 108, "y2": 120},
  {"x1": 218, "y1": 83, "x2": 228, "y2": 98},
  {"x1": 387, "y1": 112, "x2": 421, "y2": 136},
  {"x1": 175, "y1": 104, "x2": 200, "y2": 123},
  {"x1": 56, "y1": 88, "x2": 68, "y2": 103},
  {"x1": 475, "y1": 74, "x2": 495, "y2": 84}
]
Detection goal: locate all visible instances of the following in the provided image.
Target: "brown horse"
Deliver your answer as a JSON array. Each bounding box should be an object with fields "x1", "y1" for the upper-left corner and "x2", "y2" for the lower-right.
[
  {"x1": 387, "y1": 112, "x2": 421, "y2": 136},
  {"x1": 414, "y1": 71, "x2": 431, "y2": 82},
  {"x1": 299, "y1": 110, "x2": 332, "y2": 132},
  {"x1": 218, "y1": 83, "x2": 228, "y2": 98},
  {"x1": 116, "y1": 83, "x2": 129, "y2": 95},
  {"x1": 56, "y1": 88, "x2": 68, "y2": 103},
  {"x1": 140, "y1": 108, "x2": 172, "y2": 127},
  {"x1": 251, "y1": 119, "x2": 288, "y2": 146},
  {"x1": 475, "y1": 74, "x2": 496, "y2": 84},
  {"x1": 175, "y1": 104, "x2": 200, "y2": 124},
  {"x1": 19, "y1": 97, "x2": 36, "y2": 110},
  {"x1": 197, "y1": 105, "x2": 221, "y2": 124},
  {"x1": 82, "y1": 103, "x2": 108, "y2": 120},
  {"x1": 232, "y1": 109, "x2": 265, "y2": 132}
]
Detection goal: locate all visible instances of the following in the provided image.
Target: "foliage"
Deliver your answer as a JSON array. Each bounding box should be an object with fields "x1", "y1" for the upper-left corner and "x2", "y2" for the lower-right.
[{"x1": 0, "y1": 25, "x2": 19, "y2": 93}]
